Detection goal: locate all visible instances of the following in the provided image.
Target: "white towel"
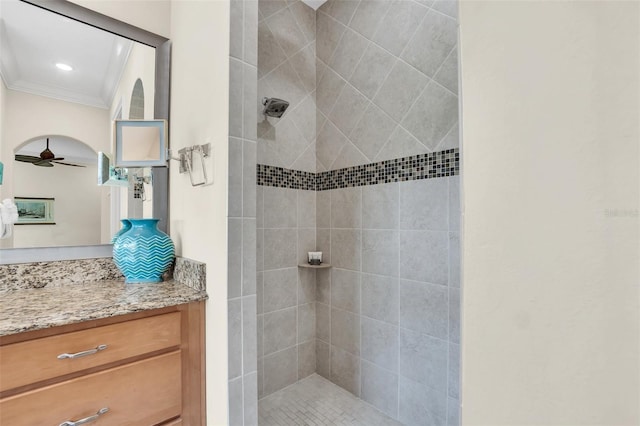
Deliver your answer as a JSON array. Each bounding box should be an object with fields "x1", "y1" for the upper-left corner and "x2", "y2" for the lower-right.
[
  {"x1": 0, "y1": 199, "x2": 18, "y2": 224},
  {"x1": 0, "y1": 199, "x2": 18, "y2": 239}
]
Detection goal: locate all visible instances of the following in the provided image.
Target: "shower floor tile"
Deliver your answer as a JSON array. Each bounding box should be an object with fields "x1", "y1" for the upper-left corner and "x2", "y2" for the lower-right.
[{"x1": 258, "y1": 374, "x2": 402, "y2": 426}]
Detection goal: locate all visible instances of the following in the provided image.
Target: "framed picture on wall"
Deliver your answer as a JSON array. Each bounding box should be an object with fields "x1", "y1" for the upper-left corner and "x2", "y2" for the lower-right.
[{"x1": 15, "y1": 197, "x2": 55, "y2": 225}]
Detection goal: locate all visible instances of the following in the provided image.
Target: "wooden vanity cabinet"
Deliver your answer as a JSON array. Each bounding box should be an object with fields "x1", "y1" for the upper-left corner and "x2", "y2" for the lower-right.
[{"x1": 0, "y1": 302, "x2": 205, "y2": 426}]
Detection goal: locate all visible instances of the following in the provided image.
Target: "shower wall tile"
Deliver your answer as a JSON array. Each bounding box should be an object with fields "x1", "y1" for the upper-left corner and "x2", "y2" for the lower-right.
[
  {"x1": 263, "y1": 229, "x2": 297, "y2": 269},
  {"x1": 229, "y1": 298, "x2": 243, "y2": 380},
  {"x1": 244, "y1": 0, "x2": 258, "y2": 66},
  {"x1": 449, "y1": 287, "x2": 461, "y2": 344},
  {"x1": 448, "y1": 397, "x2": 461, "y2": 426},
  {"x1": 243, "y1": 66, "x2": 259, "y2": 141},
  {"x1": 327, "y1": 28, "x2": 368, "y2": 80},
  {"x1": 350, "y1": 43, "x2": 395, "y2": 99},
  {"x1": 243, "y1": 296, "x2": 258, "y2": 373},
  {"x1": 399, "y1": 376, "x2": 447, "y2": 426},
  {"x1": 263, "y1": 306, "x2": 297, "y2": 355},
  {"x1": 316, "y1": 11, "x2": 346, "y2": 63},
  {"x1": 263, "y1": 346, "x2": 298, "y2": 395},
  {"x1": 449, "y1": 175, "x2": 461, "y2": 231},
  {"x1": 331, "y1": 307, "x2": 360, "y2": 356},
  {"x1": 316, "y1": 228, "x2": 331, "y2": 265},
  {"x1": 229, "y1": 138, "x2": 243, "y2": 218},
  {"x1": 316, "y1": 187, "x2": 331, "y2": 228},
  {"x1": 242, "y1": 218, "x2": 257, "y2": 296},
  {"x1": 349, "y1": 103, "x2": 396, "y2": 161},
  {"x1": 317, "y1": 0, "x2": 459, "y2": 171},
  {"x1": 362, "y1": 230, "x2": 399, "y2": 277},
  {"x1": 243, "y1": 371, "x2": 258, "y2": 425},
  {"x1": 400, "y1": 279, "x2": 448, "y2": 339},
  {"x1": 243, "y1": 140, "x2": 257, "y2": 217},
  {"x1": 376, "y1": 126, "x2": 429, "y2": 162},
  {"x1": 316, "y1": 302, "x2": 330, "y2": 341},
  {"x1": 449, "y1": 343, "x2": 460, "y2": 399},
  {"x1": 371, "y1": 0, "x2": 428, "y2": 57},
  {"x1": 259, "y1": 0, "x2": 287, "y2": 20},
  {"x1": 298, "y1": 339, "x2": 317, "y2": 378},
  {"x1": 361, "y1": 273, "x2": 399, "y2": 325},
  {"x1": 298, "y1": 302, "x2": 316, "y2": 343},
  {"x1": 399, "y1": 328, "x2": 448, "y2": 389},
  {"x1": 373, "y1": 60, "x2": 429, "y2": 123},
  {"x1": 402, "y1": 82, "x2": 459, "y2": 151},
  {"x1": 349, "y1": 0, "x2": 392, "y2": 39},
  {"x1": 434, "y1": 47, "x2": 459, "y2": 94},
  {"x1": 330, "y1": 268, "x2": 360, "y2": 313},
  {"x1": 263, "y1": 268, "x2": 297, "y2": 312},
  {"x1": 319, "y1": 0, "x2": 359, "y2": 26},
  {"x1": 362, "y1": 182, "x2": 399, "y2": 230},
  {"x1": 361, "y1": 317, "x2": 398, "y2": 371},
  {"x1": 297, "y1": 228, "x2": 317, "y2": 264},
  {"x1": 230, "y1": 0, "x2": 244, "y2": 60},
  {"x1": 330, "y1": 345, "x2": 360, "y2": 396},
  {"x1": 229, "y1": 58, "x2": 244, "y2": 138},
  {"x1": 449, "y1": 230, "x2": 460, "y2": 285},
  {"x1": 289, "y1": 1, "x2": 315, "y2": 42},
  {"x1": 399, "y1": 230, "x2": 449, "y2": 285},
  {"x1": 228, "y1": 218, "x2": 243, "y2": 299},
  {"x1": 331, "y1": 229, "x2": 361, "y2": 271},
  {"x1": 228, "y1": 376, "x2": 243, "y2": 426},
  {"x1": 298, "y1": 268, "x2": 316, "y2": 304},
  {"x1": 400, "y1": 177, "x2": 449, "y2": 231},
  {"x1": 331, "y1": 188, "x2": 361, "y2": 229},
  {"x1": 264, "y1": 7, "x2": 307, "y2": 58},
  {"x1": 361, "y1": 360, "x2": 399, "y2": 419},
  {"x1": 229, "y1": 1, "x2": 258, "y2": 420},
  {"x1": 316, "y1": 269, "x2": 331, "y2": 304},
  {"x1": 316, "y1": 339, "x2": 331, "y2": 379},
  {"x1": 401, "y1": 10, "x2": 457, "y2": 78},
  {"x1": 297, "y1": 186, "x2": 317, "y2": 227}
]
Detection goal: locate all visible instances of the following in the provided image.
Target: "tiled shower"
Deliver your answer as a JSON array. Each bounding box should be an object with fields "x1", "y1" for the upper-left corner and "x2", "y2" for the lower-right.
[{"x1": 231, "y1": 0, "x2": 460, "y2": 424}]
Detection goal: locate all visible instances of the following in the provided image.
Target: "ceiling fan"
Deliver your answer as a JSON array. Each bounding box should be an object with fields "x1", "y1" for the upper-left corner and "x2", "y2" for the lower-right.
[{"x1": 14, "y1": 138, "x2": 85, "y2": 167}]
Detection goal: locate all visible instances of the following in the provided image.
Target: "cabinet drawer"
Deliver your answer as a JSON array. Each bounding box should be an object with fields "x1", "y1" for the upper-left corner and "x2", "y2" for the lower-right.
[
  {"x1": 0, "y1": 351, "x2": 181, "y2": 425},
  {"x1": 0, "y1": 312, "x2": 180, "y2": 392}
]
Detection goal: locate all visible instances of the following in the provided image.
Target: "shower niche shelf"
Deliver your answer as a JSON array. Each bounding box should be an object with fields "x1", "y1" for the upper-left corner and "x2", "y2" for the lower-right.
[{"x1": 298, "y1": 263, "x2": 332, "y2": 269}]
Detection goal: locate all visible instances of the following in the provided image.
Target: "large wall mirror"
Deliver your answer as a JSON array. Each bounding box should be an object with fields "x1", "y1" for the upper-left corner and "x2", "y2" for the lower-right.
[{"x1": 0, "y1": 0, "x2": 170, "y2": 263}]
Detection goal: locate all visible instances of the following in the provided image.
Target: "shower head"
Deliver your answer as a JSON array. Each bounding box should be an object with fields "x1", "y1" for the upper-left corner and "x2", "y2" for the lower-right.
[{"x1": 262, "y1": 97, "x2": 290, "y2": 118}]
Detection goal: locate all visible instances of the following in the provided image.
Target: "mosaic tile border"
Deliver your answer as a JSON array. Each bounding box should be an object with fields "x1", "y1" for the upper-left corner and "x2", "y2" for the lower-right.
[
  {"x1": 257, "y1": 165, "x2": 317, "y2": 190},
  {"x1": 257, "y1": 149, "x2": 459, "y2": 191}
]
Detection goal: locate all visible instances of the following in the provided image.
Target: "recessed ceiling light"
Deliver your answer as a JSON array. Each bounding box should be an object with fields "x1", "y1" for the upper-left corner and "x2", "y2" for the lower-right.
[{"x1": 55, "y1": 63, "x2": 73, "y2": 71}]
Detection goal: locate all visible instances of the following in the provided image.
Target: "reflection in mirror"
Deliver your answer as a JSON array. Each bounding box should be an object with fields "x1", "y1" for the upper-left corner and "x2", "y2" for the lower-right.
[
  {"x1": 0, "y1": 0, "x2": 162, "y2": 250},
  {"x1": 13, "y1": 136, "x2": 102, "y2": 247},
  {"x1": 115, "y1": 120, "x2": 167, "y2": 166}
]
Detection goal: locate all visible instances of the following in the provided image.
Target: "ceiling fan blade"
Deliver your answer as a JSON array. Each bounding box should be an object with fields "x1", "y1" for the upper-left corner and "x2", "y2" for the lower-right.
[
  {"x1": 52, "y1": 161, "x2": 86, "y2": 167},
  {"x1": 34, "y1": 161, "x2": 54, "y2": 167},
  {"x1": 15, "y1": 155, "x2": 41, "y2": 163}
]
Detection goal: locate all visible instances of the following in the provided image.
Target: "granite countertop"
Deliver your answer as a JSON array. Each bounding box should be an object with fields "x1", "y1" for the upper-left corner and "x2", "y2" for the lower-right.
[{"x1": 0, "y1": 280, "x2": 208, "y2": 336}]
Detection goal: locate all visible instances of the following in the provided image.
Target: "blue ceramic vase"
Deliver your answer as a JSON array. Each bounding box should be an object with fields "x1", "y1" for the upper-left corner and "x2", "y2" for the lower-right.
[
  {"x1": 111, "y1": 219, "x2": 132, "y2": 244},
  {"x1": 113, "y1": 218, "x2": 175, "y2": 283}
]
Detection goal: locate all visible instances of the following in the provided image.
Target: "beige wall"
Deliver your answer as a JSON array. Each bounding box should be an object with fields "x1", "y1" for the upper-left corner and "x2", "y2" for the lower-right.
[
  {"x1": 110, "y1": 42, "x2": 156, "y2": 122},
  {"x1": 70, "y1": 0, "x2": 170, "y2": 38},
  {"x1": 1, "y1": 89, "x2": 110, "y2": 248},
  {"x1": 459, "y1": 1, "x2": 639, "y2": 424},
  {"x1": 13, "y1": 162, "x2": 101, "y2": 247},
  {"x1": 169, "y1": 1, "x2": 230, "y2": 424}
]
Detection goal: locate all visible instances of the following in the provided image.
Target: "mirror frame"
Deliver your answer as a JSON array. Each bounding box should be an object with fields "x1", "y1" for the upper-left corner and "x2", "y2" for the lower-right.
[{"x1": 1, "y1": 0, "x2": 170, "y2": 264}]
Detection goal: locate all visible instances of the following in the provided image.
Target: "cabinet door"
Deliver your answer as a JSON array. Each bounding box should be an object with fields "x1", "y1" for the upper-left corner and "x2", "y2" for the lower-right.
[
  {"x1": 0, "y1": 351, "x2": 182, "y2": 426},
  {"x1": 0, "y1": 312, "x2": 180, "y2": 392}
]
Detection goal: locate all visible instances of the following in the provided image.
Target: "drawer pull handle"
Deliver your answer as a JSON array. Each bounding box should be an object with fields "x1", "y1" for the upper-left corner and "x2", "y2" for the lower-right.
[
  {"x1": 59, "y1": 407, "x2": 109, "y2": 426},
  {"x1": 57, "y1": 344, "x2": 108, "y2": 360}
]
